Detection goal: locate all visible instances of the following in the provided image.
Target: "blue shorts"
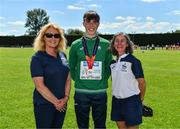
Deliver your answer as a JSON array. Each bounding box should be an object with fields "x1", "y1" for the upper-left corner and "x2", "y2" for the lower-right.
[{"x1": 111, "y1": 95, "x2": 143, "y2": 126}]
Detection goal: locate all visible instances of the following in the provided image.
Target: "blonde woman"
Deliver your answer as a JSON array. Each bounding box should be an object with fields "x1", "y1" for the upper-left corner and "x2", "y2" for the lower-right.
[{"x1": 30, "y1": 23, "x2": 71, "y2": 128}]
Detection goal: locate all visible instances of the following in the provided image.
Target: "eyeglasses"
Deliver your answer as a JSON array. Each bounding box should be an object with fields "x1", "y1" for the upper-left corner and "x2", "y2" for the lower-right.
[{"x1": 44, "y1": 33, "x2": 61, "y2": 39}]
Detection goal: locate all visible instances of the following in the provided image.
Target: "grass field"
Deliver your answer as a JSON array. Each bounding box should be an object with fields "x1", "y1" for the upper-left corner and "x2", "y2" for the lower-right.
[{"x1": 0, "y1": 47, "x2": 180, "y2": 128}]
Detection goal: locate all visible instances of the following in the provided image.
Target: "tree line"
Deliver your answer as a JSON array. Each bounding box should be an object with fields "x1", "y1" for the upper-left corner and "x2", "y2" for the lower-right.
[{"x1": 0, "y1": 33, "x2": 179, "y2": 47}]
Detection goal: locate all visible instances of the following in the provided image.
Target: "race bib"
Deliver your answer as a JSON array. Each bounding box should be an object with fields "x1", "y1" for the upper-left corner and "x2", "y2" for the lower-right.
[{"x1": 80, "y1": 61, "x2": 102, "y2": 80}]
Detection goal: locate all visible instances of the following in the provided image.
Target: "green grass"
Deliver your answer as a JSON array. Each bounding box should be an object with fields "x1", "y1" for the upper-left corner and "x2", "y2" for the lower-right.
[{"x1": 0, "y1": 48, "x2": 180, "y2": 128}]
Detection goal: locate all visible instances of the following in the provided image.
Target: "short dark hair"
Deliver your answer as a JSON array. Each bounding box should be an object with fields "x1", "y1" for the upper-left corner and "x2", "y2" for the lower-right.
[
  {"x1": 83, "y1": 10, "x2": 100, "y2": 22},
  {"x1": 110, "y1": 32, "x2": 133, "y2": 56}
]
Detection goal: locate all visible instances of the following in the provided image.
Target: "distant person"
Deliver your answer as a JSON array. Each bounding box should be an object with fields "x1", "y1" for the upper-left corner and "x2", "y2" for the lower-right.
[
  {"x1": 69, "y1": 10, "x2": 112, "y2": 129},
  {"x1": 30, "y1": 23, "x2": 71, "y2": 128},
  {"x1": 110, "y1": 32, "x2": 146, "y2": 129}
]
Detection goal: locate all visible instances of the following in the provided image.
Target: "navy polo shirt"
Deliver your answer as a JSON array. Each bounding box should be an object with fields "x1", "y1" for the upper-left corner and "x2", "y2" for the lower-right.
[{"x1": 30, "y1": 51, "x2": 69, "y2": 104}]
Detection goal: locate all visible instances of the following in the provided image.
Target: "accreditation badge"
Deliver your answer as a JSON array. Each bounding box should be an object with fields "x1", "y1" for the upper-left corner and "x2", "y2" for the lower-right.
[{"x1": 80, "y1": 61, "x2": 102, "y2": 80}]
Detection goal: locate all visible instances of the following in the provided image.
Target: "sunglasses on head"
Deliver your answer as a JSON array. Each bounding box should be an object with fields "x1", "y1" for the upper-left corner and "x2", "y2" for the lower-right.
[{"x1": 44, "y1": 33, "x2": 61, "y2": 39}]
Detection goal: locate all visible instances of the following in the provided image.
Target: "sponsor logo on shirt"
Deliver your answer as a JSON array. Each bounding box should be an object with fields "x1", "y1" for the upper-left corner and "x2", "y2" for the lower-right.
[{"x1": 121, "y1": 63, "x2": 127, "y2": 72}]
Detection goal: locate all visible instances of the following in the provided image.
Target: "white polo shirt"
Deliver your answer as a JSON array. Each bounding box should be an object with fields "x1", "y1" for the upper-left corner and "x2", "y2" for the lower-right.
[{"x1": 110, "y1": 53, "x2": 144, "y2": 99}]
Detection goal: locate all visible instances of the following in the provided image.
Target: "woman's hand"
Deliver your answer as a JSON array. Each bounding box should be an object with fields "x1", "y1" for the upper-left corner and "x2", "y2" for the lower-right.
[{"x1": 54, "y1": 97, "x2": 69, "y2": 112}]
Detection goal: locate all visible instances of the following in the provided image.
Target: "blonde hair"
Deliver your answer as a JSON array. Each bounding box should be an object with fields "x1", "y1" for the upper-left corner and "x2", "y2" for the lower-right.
[{"x1": 33, "y1": 23, "x2": 66, "y2": 52}]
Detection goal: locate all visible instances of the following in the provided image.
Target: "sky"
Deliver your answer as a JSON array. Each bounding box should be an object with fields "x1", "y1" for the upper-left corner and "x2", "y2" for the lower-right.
[{"x1": 0, "y1": 0, "x2": 180, "y2": 36}]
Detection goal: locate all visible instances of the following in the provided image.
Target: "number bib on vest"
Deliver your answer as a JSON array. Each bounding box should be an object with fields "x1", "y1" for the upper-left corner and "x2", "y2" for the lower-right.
[{"x1": 80, "y1": 61, "x2": 102, "y2": 80}]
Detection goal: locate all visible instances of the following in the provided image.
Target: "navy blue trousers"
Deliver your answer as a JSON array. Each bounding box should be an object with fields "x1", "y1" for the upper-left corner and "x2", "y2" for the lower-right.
[
  {"x1": 74, "y1": 92, "x2": 107, "y2": 129},
  {"x1": 34, "y1": 104, "x2": 66, "y2": 129}
]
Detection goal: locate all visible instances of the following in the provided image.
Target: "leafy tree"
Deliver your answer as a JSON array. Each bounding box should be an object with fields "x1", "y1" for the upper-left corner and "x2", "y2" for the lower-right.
[
  {"x1": 25, "y1": 8, "x2": 49, "y2": 35},
  {"x1": 174, "y1": 30, "x2": 180, "y2": 33},
  {"x1": 66, "y1": 28, "x2": 84, "y2": 35}
]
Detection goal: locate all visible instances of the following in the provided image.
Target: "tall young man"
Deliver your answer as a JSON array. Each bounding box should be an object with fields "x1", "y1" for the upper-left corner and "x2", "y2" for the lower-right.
[{"x1": 69, "y1": 10, "x2": 112, "y2": 129}]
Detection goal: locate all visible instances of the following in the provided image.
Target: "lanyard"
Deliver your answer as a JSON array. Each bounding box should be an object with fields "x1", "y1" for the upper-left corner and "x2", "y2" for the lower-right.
[{"x1": 82, "y1": 36, "x2": 99, "y2": 69}]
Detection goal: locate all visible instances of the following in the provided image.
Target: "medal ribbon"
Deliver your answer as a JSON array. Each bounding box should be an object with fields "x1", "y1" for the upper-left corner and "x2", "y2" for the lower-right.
[{"x1": 82, "y1": 36, "x2": 99, "y2": 69}]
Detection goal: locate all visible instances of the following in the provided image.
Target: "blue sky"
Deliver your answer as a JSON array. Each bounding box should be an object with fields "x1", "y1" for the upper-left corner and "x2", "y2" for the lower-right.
[{"x1": 0, "y1": 0, "x2": 180, "y2": 36}]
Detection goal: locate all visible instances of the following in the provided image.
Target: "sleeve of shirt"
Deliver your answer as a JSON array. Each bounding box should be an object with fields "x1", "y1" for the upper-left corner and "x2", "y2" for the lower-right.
[
  {"x1": 30, "y1": 56, "x2": 44, "y2": 77},
  {"x1": 68, "y1": 43, "x2": 77, "y2": 81},
  {"x1": 132, "y1": 59, "x2": 144, "y2": 78}
]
